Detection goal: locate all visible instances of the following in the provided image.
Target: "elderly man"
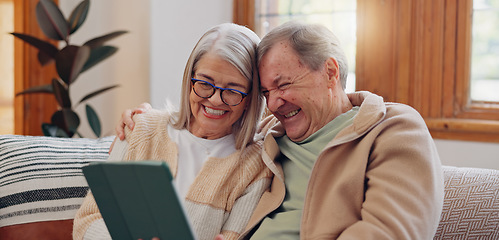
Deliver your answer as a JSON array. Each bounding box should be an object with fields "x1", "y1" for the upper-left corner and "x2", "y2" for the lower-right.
[
  {"x1": 237, "y1": 21, "x2": 444, "y2": 239},
  {"x1": 116, "y1": 21, "x2": 444, "y2": 240}
]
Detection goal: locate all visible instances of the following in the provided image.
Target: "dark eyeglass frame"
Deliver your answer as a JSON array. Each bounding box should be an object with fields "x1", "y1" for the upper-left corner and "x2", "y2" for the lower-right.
[{"x1": 191, "y1": 78, "x2": 248, "y2": 106}]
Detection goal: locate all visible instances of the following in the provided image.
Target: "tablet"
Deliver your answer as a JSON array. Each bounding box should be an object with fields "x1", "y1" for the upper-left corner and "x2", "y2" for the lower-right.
[{"x1": 82, "y1": 161, "x2": 196, "y2": 240}]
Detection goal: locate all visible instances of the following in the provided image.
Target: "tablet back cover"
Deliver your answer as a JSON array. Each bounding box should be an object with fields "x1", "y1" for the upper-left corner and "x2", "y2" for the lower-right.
[{"x1": 82, "y1": 161, "x2": 196, "y2": 240}]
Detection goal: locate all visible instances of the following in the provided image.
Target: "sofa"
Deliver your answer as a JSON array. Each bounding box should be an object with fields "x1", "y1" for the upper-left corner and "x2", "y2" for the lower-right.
[{"x1": 0, "y1": 134, "x2": 498, "y2": 239}]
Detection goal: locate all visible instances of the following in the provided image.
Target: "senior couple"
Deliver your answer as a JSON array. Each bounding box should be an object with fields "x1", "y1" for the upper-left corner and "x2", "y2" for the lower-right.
[{"x1": 73, "y1": 21, "x2": 444, "y2": 240}]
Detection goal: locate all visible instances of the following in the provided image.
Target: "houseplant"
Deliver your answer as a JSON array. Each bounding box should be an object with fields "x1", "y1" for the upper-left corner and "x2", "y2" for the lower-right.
[{"x1": 11, "y1": 0, "x2": 127, "y2": 138}]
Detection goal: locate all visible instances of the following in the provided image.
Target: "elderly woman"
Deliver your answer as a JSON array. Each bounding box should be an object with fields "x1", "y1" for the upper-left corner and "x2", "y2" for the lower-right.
[{"x1": 72, "y1": 23, "x2": 273, "y2": 240}]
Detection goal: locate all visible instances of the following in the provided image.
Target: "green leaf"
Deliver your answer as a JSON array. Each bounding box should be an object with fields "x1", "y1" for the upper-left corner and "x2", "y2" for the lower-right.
[
  {"x1": 56, "y1": 45, "x2": 90, "y2": 84},
  {"x1": 10, "y1": 33, "x2": 59, "y2": 64},
  {"x1": 36, "y1": 0, "x2": 69, "y2": 41},
  {"x1": 38, "y1": 51, "x2": 54, "y2": 66},
  {"x1": 42, "y1": 123, "x2": 69, "y2": 137},
  {"x1": 52, "y1": 78, "x2": 71, "y2": 108},
  {"x1": 77, "y1": 84, "x2": 120, "y2": 105},
  {"x1": 86, "y1": 104, "x2": 101, "y2": 137},
  {"x1": 68, "y1": 0, "x2": 90, "y2": 34},
  {"x1": 80, "y1": 46, "x2": 117, "y2": 73},
  {"x1": 15, "y1": 84, "x2": 53, "y2": 96},
  {"x1": 51, "y1": 109, "x2": 80, "y2": 137},
  {"x1": 83, "y1": 30, "x2": 128, "y2": 48}
]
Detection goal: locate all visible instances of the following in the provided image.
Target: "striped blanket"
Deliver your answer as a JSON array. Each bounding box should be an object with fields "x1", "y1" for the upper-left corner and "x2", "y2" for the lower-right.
[{"x1": 0, "y1": 135, "x2": 113, "y2": 227}]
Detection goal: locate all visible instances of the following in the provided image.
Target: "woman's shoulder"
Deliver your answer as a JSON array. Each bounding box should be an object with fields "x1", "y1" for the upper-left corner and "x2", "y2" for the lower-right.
[
  {"x1": 125, "y1": 109, "x2": 172, "y2": 140},
  {"x1": 134, "y1": 109, "x2": 172, "y2": 122}
]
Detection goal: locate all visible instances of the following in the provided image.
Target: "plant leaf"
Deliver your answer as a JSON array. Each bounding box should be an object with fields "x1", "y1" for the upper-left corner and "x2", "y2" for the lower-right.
[
  {"x1": 77, "y1": 84, "x2": 120, "y2": 105},
  {"x1": 51, "y1": 109, "x2": 80, "y2": 137},
  {"x1": 52, "y1": 78, "x2": 71, "y2": 108},
  {"x1": 56, "y1": 45, "x2": 90, "y2": 84},
  {"x1": 83, "y1": 30, "x2": 128, "y2": 48},
  {"x1": 42, "y1": 123, "x2": 69, "y2": 137},
  {"x1": 15, "y1": 84, "x2": 53, "y2": 96},
  {"x1": 86, "y1": 104, "x2": 101, "y2": 137},
  {"x1": 68, "y1": 0, "x2": 90, "y2": 34},
  {"x1": 36, "y1": 0, "x2": 69, "y2": 41},
  {"x1": 80, "y1": 46, "x2": 117, "y2": 73},
  {"x1": 10, "y1": 33, "x2": 59, "y2": 63},
  {"x1": 38, "y1": 51, "x2": 54, "y2": 66}
]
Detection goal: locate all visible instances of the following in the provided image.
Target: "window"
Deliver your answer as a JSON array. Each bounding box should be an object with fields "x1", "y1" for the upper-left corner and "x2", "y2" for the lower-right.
[
  {"x1": 234, "y1": 0, "x2": 499, "y2": 143},
  {"x1": 471, "y1": 0, "x2": 499, "y2": 102}
]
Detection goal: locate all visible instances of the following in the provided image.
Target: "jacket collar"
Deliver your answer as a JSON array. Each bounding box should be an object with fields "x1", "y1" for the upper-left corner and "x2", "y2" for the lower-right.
[{"x1": 259, "y1": 91, "x2": 387, "y2": 177}]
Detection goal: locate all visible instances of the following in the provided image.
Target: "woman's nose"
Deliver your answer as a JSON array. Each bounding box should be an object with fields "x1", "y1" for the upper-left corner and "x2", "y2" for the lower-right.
[{"x1": 208, "y1": 89, "x2": 225, "y2": 105}]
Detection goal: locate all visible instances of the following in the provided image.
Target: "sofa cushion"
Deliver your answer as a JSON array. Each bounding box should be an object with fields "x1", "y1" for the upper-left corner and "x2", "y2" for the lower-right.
[
  {"x1": 0, "y1": 135, "x2": 113, "y2": 229},
  {"x1": 434, "y1": 166, "x2": 499, "y2": 239}
]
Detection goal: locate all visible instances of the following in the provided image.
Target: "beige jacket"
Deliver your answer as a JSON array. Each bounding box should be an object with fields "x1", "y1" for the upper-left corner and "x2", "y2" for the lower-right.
[{"x1": 241, "y1": 91, "x2": 444, "y2": 239}]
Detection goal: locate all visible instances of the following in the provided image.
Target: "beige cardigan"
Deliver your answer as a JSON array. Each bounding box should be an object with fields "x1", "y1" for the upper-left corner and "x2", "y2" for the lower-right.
[
  {"x1": 73, "y1": 110, "x2": 273, "y2": 240},
  {"x1": 241, "y1": 91, "x2": 444, "y2": 239}
]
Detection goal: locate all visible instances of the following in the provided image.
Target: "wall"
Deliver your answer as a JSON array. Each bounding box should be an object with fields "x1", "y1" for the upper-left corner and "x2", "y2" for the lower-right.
[
  {"x1": 60, "y1": 0, "x2": 150, "y2": 137},
  {"x1": 149, "y1": 0, "x2": 233, "y2": 108},
  {"x1": 435, "y1": 139, "x2": 499, "y2": 170}
]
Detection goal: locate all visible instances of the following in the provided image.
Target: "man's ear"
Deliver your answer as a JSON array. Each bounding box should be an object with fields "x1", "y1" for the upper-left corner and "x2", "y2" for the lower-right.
[{"x1": 325, "y1": 57, "x2": 340, "y2": 87}]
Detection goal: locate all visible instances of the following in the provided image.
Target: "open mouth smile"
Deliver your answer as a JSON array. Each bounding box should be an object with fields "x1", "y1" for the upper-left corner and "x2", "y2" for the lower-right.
[
  {"x1": 284, "y1": 109, "x2": 300, "y2": 118},
  {"x1": 205, "y1": 106, "x2": 227, "y2": 116}
]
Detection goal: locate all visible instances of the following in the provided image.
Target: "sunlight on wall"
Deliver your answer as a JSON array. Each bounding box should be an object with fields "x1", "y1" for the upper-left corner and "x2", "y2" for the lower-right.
[{"x1": 0, "y1": 0, "x2": 14, "y2": 134}]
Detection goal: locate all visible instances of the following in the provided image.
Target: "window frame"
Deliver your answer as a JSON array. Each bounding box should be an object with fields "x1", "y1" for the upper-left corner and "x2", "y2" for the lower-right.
[{"x1": 234, "y1": 0, "x2": 499, "y2": 143}]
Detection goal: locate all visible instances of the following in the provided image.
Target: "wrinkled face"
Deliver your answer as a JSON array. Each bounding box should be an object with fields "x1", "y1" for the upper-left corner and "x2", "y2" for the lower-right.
[
  {"x1": 189, "y1": 52, "x2": 250, "y2": 139},
  {"x1": 259, "y1": 41, "x2": 338, "y2": 142}
]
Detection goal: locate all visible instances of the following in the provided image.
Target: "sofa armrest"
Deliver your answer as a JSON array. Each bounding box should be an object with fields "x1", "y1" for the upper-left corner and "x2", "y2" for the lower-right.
[{"x1": 434, "y1": 166, "x2": 499, "y2": 239}]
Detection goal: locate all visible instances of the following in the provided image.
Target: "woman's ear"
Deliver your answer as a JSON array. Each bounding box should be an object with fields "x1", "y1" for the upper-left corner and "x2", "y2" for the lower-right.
[{"x1": 325, "y1": 57, "x2": 340, "y2": 87}]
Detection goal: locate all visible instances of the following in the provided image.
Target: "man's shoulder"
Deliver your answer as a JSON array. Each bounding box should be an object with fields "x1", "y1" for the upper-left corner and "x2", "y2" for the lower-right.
[{"x1": 385, "y1": 102, "x2": 423, "y2": 119}]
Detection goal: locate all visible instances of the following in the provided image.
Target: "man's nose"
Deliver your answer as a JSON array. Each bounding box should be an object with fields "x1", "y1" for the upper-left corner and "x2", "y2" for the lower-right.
[{"x1": 266, "y1": 91, "x2": 285, "y2": 113}]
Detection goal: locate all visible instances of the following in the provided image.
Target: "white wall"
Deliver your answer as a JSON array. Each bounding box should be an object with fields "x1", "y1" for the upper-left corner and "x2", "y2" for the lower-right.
[
  {"x1": 60, "y1": 0, "x2": 150, "y2": 137},
  {"x1": 435, "y1": 139, "x2": 499, "y2": 170},
  {"x1": 149, "y1": 0, "x2": 233, "y2": 108}
]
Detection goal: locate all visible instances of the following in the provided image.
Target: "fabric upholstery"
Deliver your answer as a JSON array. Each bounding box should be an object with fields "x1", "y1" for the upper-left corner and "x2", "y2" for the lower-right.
[
  {"x1": 434, "y1": 166, "x2": 499, "y2": 239},
  {"x1": 0, "y1": 135, "x2": 113, "y2": 229}
]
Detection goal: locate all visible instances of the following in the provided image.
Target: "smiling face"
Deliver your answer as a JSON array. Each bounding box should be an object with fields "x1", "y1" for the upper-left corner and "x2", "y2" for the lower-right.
[
  {"x1": 259, "y1": 40, "x2": 342, "y2": 142},
  {"x1": 189, "y1": 52, "x2": 250, "y2": 139}
]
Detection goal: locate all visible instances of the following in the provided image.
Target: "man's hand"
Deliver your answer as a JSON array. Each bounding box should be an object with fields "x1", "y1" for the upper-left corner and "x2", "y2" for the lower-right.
[
  {"x1": 215, "y1": 234, "x2": 225, "y2": 240},
  {"x1": 109, "y1": 103, "x2": 152, "y2": 154},
  {"x1": 115, "y1": 102, "x2": 152, "y2": 141}
]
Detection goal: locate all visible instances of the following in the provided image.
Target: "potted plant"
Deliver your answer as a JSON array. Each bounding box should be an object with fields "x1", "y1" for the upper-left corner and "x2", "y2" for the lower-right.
[{"x1": 11, "y1": 0, "x2": 127, "y2": 138}]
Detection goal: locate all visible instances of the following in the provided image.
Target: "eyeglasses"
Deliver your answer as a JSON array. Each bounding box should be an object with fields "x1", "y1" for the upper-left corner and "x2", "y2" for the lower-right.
[{"x1": 191, "y1": 78, "x2": 248, "y2": 106}]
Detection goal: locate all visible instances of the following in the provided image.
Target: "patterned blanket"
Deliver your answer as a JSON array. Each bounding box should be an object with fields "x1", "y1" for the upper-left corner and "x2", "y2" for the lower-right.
[{"x1": 0, "y1": 135, "x2": 113, "y2": 227}]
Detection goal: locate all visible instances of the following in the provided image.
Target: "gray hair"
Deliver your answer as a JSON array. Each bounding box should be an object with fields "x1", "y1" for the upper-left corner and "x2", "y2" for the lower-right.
[
  {"x1": 173, "y1": 23, "x2": 263, "y2": 149},
  {"x1": 257, "y1": 21, "x2": 349, "y2": 89}
]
